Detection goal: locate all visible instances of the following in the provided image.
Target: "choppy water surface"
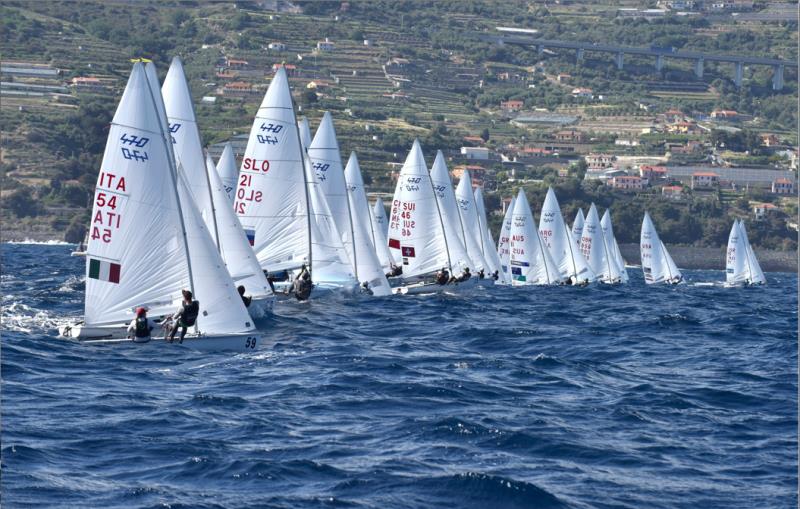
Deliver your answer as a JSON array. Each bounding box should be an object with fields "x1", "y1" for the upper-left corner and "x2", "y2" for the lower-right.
[{"x1": 2, "y1": 243, "x2": 796, "y2": 508}]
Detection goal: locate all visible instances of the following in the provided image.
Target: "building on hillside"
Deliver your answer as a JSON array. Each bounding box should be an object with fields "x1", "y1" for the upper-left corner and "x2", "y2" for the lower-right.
[
  {"x1": 662, "y1": 108, "x2": 685, "y2": 123},
  {"x1": 639, "y1": 165, "x2": 668, "y2": 182},
  {"x1": 451, "y1": 165, "x2": 488, "y2": 187},
  {"x1": 667, "y1": 121, "x2": 700, "y2": 134},
  {"x1": 306, "y1": 80, "x2": 330, "y2": 89},
  {"x1": 223, "y1": 81, "x2": 257, "y2": 97},
  {"x1": 463, "y1": 135, "x2": 485, "y2": 145},
  {"x1": 585, "y1": 153, "x2": 616, "y2": 170},
  {"x1": 272, "y1": 63, "x2": 297, "y2": 76},
  {"x1": 268, "y1": 42, "x2": 287, "y2": 51},
  {"x1": 752, "y1": 202, "x2": 779, "y2": 220},
  {"x1": 691, "y1": 171, "x2": 719, "y2": 189},
  {"x1": 225, "y1": 58, "x2": 250, "y2": 70},
  {"x1": 556, "y1": 73, "x2": 571, "y2": 83},
  {"x1": 761, "y1": 133, "x2": 781, "y2": 147},
  {"x1": 771, "y1": 178, "x2": 794, "y2": 194},
  {"x1": 571, "y1": 87, "x2": 593, "y2": 98},
  {"x1": 661, "y1": 185, "x2": 684, "y2": 200},
  {"x1": 615, "y1": 138, "x2": 640, "y2": 146},
  {"x1": 460, "y1": 147, "x2": 490, "y2": 160},
  {"x1": 608, "y1": 175, "x2": 645, "y2": 191},
  {"x1": 710, "y1": 109, "x2": 739, "y2": 120},
  {"x1": 317, "y1": 38, "x2": 335, "y2": 51},
  {"x1": 500, "y1": 99, "x2": 523, "y2": 111},
  {"x1": 553, "y1": 130, "x2": 585, "y2": 142},
  {"x1": 70, "y1": 76, "x2": 107, "y2": 92}
]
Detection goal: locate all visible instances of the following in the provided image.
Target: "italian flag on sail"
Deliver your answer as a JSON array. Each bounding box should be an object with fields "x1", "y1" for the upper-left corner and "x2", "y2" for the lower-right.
[{"x1": 88, "y1": 258, "x2": 121, "y2": 284}]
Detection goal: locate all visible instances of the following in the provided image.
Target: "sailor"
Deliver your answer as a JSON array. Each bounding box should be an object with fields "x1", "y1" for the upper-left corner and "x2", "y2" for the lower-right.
[
  {"x1": 263, "y1": 270, "x2": 276, "y2": 293},
  {"x1": 167, "y1": 289, "x2": 199, "y2": 343},
  {"x1": 478, "y1": 269, "x2": 485, "y2": 280},
  {"x1": 360, "y1": 281, "x2": 373, "y2": 295},
  {"x1": 127, "y1": 307, "x2": 156, "y2": 343},
  {"x1": 293, "y1": 265, "x2": 312, "y2": 301},
  {"x1": 458, "y1": 266, "x2": 471, "y2": 282},
  {"x1": 387, "y1": 263, "x2": 403, "y2": 277},
  {"x1": 435, "y1": 267, "x2": 450, "y2": 285},
  {"x1": 492, "y1": 270, "x2": 499, "y2": 281},
  {"x1": 669, "y1": 275, "x2": 683, "y2": 285},
  {"x1": 237, "y1": 285, "x2": 252, "y2": 308}
]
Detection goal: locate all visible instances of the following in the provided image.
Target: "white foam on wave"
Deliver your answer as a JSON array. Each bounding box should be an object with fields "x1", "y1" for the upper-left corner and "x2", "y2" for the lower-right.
[
  {"x1": 1, "y1": 300, "x2": 76, "y2": 333},
  {"x1": 57, "y1": 275, "x2": 85, "y2": 293},
  {"x1": 5, "y1": 239, "x2": 73, "y2": 246}
]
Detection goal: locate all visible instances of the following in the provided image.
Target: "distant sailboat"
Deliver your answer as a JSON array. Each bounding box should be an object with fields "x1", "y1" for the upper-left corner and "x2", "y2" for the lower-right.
[
  {"x1": 600, "y1": 210, "x2": 629, "y2": 283},
  {"x1": 371, "y1": 197, "x2": 397, "y2": 274},
  {"x1": 60, "y1": 62, "x2": 260, "y2": 351},
  {"x1": 571, "y1": 208, "x2": 585, "y2": 249},
  {"x1": 496, "y1": 195, "x2": 516, "y2": 285},
  {"x1": 163, "y1": 57, "x2": 273, "y2": 316},
  {"x1": 580, "y1": 204, "x2": 622, "y2": 284},
  {"x1": 216, "y1": 142, "x2": 238, "y2": 203},
  {"x1": 726, "y1": 219, "x2": 765, "y2": 286},
  {"x1": 539, "y1": 187, "x2": 595, "y2": 284},
  {"x1": 640, "y1": 212, "x2": 682, "y2": 284},
  {"x1": 454, "y1": 169, "x2": 490, "y2": 273},
  {"x1": 474, "y1": 186, "x2": 503, "y2": 280},
  {"x1": 509, "y1": 189, "x2": 563, "y2": 285},
  {"x1": 343, "y1": 151, "x2": 392, "y2": 296},
  {"x1": 428, "y1": 150, "x2": 473, "y2": 274}
]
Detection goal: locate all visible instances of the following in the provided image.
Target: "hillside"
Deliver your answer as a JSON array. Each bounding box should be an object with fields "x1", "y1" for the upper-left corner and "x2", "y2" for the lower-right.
[{"x1": 1, "y1": 0, "x2": 797, "y2": 250}]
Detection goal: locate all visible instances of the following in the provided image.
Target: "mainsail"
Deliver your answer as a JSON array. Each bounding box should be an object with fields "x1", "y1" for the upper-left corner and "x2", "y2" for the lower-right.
[
  {"x1": 428, "y1": 150, "x2": 472, "y2": 273},
  {"x1": 581, "y1": 204, "x2": 621, "y2": 283},
  {"x1": 387, "y1": 140, "x2": 451, "y2": 278},
  {"x1": 739, "y1": 221, "x2": 766, "y2": 285},
  {"x1": 216, "y1": 142, "x2": 238, "y2": 203},
  {"x1": 343, "y1": 152, "x2": 391, "y2": 295},
  {"x1": 509, "y1": 189, "x2": 562, "y2": 285},
  {"x1": 571, "y1": 209, "x2": 585, "y2": 248},
  {"x1": 496, "y1": 195, "x2": 516, "y2": 284},
  {"x1": 600, "y1": 209, "x2": 629, "y2": 283},
  {"x1": 640, "y1": 211, "x2": 681, "y2": 284},
  {"x1": 371, "y1": 198, "x2": 396, "y2": 273},
  {"x1": 454, "y1": 169, "x2": 489, "y2": 272},
  {"x1": 539, "y1": 187, "x2": 595, "y2": 283}
]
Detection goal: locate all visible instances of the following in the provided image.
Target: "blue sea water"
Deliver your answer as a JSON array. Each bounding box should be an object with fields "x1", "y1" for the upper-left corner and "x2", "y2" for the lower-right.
[{"x1": 1, "y1": 243, "x2": 796, "y2": 508}]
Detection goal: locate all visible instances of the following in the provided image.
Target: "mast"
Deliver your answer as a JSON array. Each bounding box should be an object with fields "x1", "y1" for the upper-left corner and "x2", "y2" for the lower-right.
[
  {"x1": 141, "y1": 63, "x2": 197, "y2": 308},
  {"x1": 291, "y1": 106, "x2": 314, "y2": 279},
  {"x1": 739, "y1": 220, "x2": 753, "y2": 282}
]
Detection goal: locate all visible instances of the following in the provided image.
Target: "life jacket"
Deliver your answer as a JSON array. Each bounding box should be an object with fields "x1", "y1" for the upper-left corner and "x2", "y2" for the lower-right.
[
  {"x1": 134, "y1": 316, "x2": 150, "y2": 338},
  {"x1": 241, "y1": 294, "x2": 252, "y2": 307},
  {"x1": 182, "y1": 300, "x2": 199, "y2": 326}
]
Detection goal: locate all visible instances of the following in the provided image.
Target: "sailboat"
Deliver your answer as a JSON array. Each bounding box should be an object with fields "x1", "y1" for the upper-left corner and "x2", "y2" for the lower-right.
[
  {"x1": 600, "y1": 210, "x2": 629, "y2": 283},
  {"x1": 454, "y1": 169, "x2": 490, "y2": 274},
  {"x1": 428, "y1": 150, "x2": 474, "y2": 274},
  {"x1": 474, "y1": 186, "x2": 503, "y2": 282},
  {"x1": 387, "y1": 140, "x2": 472, "y2": 294},
  {"x1": 726, "y1": 219, "x2": 766, "y2": 286},
  {"x1": 640, "y1": 211, "x2": 682, "y2": 284},
  {"x1": 162, "y1": 56, "x2": 274, "y2": 316},
  {"x1": 60, "y1": 62, "x2": 260, "y2": 351},
  {"x1": 538, "y1": 187, "x2": 595, "y2": 285},
  {"x1": 371, "y1": 197, "x2": 397, "y2": 275},
  {"x1": 342, "y1": 151, "x2": 392, "y2": 296},
  {"x1": 571, "y1": 208, "x2": 585, "y2": 249},
  {"x1": 509, "y1": 189, "x2": 563, "y2": 285},
  {"x1": 216, "y1": 142, "x2": 238, "y2": 203},
  {"x1": 580, "y1": 204, "x2": 623, "y2": 284},
  {"x1": 496, "y1": 195, "x2": 516, "y2": 285}
]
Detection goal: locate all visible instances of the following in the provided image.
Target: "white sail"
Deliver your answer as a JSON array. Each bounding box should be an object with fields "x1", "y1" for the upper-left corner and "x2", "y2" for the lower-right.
[
  {"x1": 496, "y1": 196, "x2": 516, "y2": 284},
  {"x1": 204, "y1": 153, "x2": 273, "y2": 299},
  {"x1": 539, "y1": 187, "x2": 595, "y2": 283},
  {"x1": 84, "y1": 63, "x2": 190, "y2": 326},
  {"x1": 176, "y1": 167, "x2": 256, "y2": 334},
  {"x1": 474, "y1": 186, "x2": 502, "y2": 276},
  {"x1": 162, "y1": 56, "x2": 220, "y2": 247},
  {"x1": 371, "y1": 198, "x2": 396, "y2": 272},
  {"x1": 641, "y1": 211, "x2": 681, "y2": 284},
  {"x1": 509, "y1": 189, "x2": 562, "y2": 285},
  {"x1": 581, "y1": 204, "x2": 621, "y2": 283},
  {"x1": 739, "y1": 221, "x2": 766, "y2": 284},
  {"x1": 571, "y1": 209, "x2": 585, "y2": 249},
  {"x1": 454, "y1": 170, "x2": 489, "y2": 272},
  {"x1": 343, "y1": 152, "x2": 391, "y2": 295},
  {"x1": 216, "y1": 142, "x2": 238, "y2": 203},
  {"x1": 308, "y1": 111, "x2": 357, "y2": 273},
  {"x1": 428, "y1": 151, "x2": 472, "y2": 273},
  {"x1": 387, "y1": 140, "x2": 451, "y2": 278},
  {"x1": 600, "y1": 209, "x2": 629, "y2": 283},
  {"x1": 726, "y1": 219, "x2": 747, "y2": 285},
  {"x1": 235, "y1": 67, "x2": 310, "y2": 272}
]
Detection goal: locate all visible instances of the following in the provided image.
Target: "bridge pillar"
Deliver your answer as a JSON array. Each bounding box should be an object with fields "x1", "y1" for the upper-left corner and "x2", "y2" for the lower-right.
[
  {"x1": 537, "y1": 44, "x2": 544, "y2": 55},
  {"x1": 772, "y1": 64, "x2": 784, "y2": 91},
  {"x1": 694, "y1": 58, "x2": 704, "y2": 78},
  {"x1": 615, "y1": 51, "x2": 624, "y2": 70},
  {"x1": 734, "y1": 62, "x2": 744, "y2": 88},
  {"x1": 655, "y1": 54, "x2": 664, "y2": 71},
  {"x1": 576, "y1": 47, "x2": 584, "y2": 63}
]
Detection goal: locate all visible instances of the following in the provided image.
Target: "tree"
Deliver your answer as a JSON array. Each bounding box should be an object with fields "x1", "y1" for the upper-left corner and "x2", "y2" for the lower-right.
[
  {"x1": 64, "y1": 214, "x2": 87, "y2": 244},
  {"x1": 480, "y1": 127, "x2": 490, "y2": 142}
]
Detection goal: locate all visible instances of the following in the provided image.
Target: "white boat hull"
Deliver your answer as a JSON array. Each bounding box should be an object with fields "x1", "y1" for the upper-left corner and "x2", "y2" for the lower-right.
[
  {"x1": 391, "y1": 276, "x2": 477, "y2": 295},
  {"x1": 60, "y1": 328, "x2": 263, "y2": 352}
]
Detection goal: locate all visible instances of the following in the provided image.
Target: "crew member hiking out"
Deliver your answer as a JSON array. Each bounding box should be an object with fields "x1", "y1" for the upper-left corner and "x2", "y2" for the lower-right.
[
  {"x1": 127, "y1": 307, "x2": 156, "y2": 343},
  {"x1": 167, "y1": 289, "x2": 199, "y2": 343},
  {"x1": 293, "y1": 264, "x2": 312, "y2": 301},
  {"x1": 238, "y1": 285, "x2": 252, "y2": 307}
]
